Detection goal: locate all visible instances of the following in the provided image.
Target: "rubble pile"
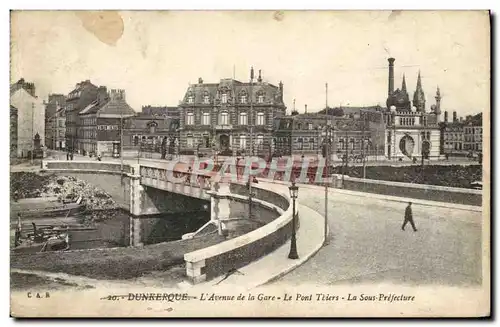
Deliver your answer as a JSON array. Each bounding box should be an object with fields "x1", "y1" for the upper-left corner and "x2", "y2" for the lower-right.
[
  {"x1": 40, "y1": 175, "x2": 118, "y2": 211},
  {"x1": 11, "y1": 172, "x2": 121, "y2": 224}
]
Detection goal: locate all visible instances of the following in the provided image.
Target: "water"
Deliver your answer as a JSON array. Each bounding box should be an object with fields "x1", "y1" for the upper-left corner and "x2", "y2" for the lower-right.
[{"x1": 68, "y1": 209, "x2": 211, "y2": 249}]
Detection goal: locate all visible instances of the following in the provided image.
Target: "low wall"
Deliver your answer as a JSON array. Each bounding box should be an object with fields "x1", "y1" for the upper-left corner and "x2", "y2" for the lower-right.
[
  {"x1": 338, "y1": 175, "x2": 482, "y2": 206},
  {"x1": 184, "y1": 183, "x2": 294, "y2": 284}
]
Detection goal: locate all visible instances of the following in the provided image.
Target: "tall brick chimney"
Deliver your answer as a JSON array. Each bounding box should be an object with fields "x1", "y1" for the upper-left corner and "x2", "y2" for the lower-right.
[
  {"x1": 97, "y1": 86, "x2": 108, "y2": 104},
  {"x1": 388, "y1": 58, "x2": 395, "y2": 97},
  {"x1": 305, "y1": 104, "x2": 308, "y2": 113},
  {"x1": 453, "y1": 111, "x2": 457, "y2": 123},
  {"x1": 444, "y1": 111, "x2": 448, "y2": 123}
]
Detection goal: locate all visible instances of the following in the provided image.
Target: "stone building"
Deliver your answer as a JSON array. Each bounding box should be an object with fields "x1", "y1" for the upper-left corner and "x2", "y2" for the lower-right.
[
  {"x1": 10, "y1": 106, "x2": 18, "y2": 158},
  {"x1": 273, "y1": 104, "x2": 385, "y2": 159},
  {"x1": 45, "y1": 106, "x2": 66, "y2": 150},
  {"x1": 463, "y1": 113, "x2": 482, "y2": 152},
  {"x1": 65, "y1": 80, "x2": 99, "y2": 152},
  {"x1": 44, "y1": 94, "x2": 66, "y2": 120},
  {"x1": 10, "y1": 78, "x2": 45, "y2": 158},
  {"x1": 383, "y1": 58, "x2": 442, "y2": 161},
  {"x1": 123, "y1": 111, "x2": 180, "y2": 158},
  {"x1": 78, "y1": 88, "x2": 136, "y2": 156},
  {"x1": 178, "y1": 68, "x2": 287, "y2": 156}
]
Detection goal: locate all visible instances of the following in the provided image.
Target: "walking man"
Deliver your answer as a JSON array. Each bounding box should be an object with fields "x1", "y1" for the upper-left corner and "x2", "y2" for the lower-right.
[{"x1": 402, "y1": 202, "x2": 417, "y2": 232}]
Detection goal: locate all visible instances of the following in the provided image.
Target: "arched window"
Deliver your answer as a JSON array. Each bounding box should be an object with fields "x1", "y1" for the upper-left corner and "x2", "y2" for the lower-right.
[
  {"x1": 148, "y1": 121, "x2": 158, "y2": 134},
  {"x1": 203, "y1": 92, "x2": 210, "y2": 104},
  {"x1": 134, "y1": 135, "x2": 139, "y2": 146}
]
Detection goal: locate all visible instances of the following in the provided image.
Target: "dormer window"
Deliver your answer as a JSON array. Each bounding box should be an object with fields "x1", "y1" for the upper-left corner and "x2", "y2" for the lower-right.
[
  {"x1": 258, "y1": 95, "x2": 264, "y2": 103},
  {"x1": 240, "y1": 95, "x2": 247, "y2": 104},
  {"x1": 148, "y1": 122, "x2": 158, "y2": 134},
  {"x1": 221, "y1": 93, "x2": 228, "y2": 104},
  {"x1": 187, "y1": 95, "x2": 194, "y2": 104},
  {"x1": 203, "y1": 92, "x2": 210, "y2": 104}
]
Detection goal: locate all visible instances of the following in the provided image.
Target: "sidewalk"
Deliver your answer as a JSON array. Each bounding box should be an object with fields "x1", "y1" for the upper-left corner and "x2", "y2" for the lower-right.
[{"x1": 178, "y1": 181, "x2": 326, "y2": 291}]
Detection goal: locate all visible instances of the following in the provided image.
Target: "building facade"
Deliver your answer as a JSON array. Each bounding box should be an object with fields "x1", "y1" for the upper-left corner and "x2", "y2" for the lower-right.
[
  {"x1": 79, "y1": 89, "x2": 136, "y2": 156},
  {"x1": 463, "y1": 113, "x2": 482, "y2": 152},
  {"x1": 123, "y1": 113, "x2": 180, "y2": 158},
  {"x1": 65, "y1": 80, "x2": 99, "y2": 152},
  {"x1": 178, "y1": 69, "x2": 287, "y2": 157},
  {"x1": 10, "y1": 79, "x2": 45, "y2": 158},
  {"x1": 45, "y1": 106, "x2": 66, "y2": 150},
  {"x1": 384, "y1": 58, "x2": 442, "y2": 161},
  {"x1": 10, "y1": 106, "x2": 18, "y2": 158}
]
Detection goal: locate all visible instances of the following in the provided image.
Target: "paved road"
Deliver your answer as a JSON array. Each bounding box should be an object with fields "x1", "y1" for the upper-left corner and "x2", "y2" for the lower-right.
[{"x1": 273, "y1": 189, "x2": 482, "y2": 287}]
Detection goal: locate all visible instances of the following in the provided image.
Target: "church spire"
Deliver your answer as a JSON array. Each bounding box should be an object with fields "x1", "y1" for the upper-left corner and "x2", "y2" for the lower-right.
[
  {"x1": 401, "y1": 74, "x2": 407, "y2": 93},
  {"x1": 416, "y1": 70, "x2": 422, "y2": 91},
  {"x1": 413, "y1": 70, "x2": 426, "y2": 112}
]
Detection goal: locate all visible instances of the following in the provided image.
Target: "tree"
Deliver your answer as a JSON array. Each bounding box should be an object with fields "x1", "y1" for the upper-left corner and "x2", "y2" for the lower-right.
[{"x1": 331, "y1": 107, "x2": 344, "y2": 117}]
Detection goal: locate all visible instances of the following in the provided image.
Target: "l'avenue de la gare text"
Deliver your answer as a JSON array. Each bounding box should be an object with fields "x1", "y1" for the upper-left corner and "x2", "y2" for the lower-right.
[{"x1": 199, "y1": 293, "x2": 416, "y2": 303}]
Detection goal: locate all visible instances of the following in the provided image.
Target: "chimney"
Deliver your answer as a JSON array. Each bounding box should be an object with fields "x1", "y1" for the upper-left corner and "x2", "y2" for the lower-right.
[
  {"x1": 444, "y1": 111, "x2": 448, "y2": 123},
  {"x1": 97, "y1": 86, "x2": 108, "y2": 104},
  {"x1": 258, "y1": 70, "x2": 262, "y2": 83},
  {"x1": 305, "y1": 104, "x2": 308, "y2": 113},
  {"x1": 198, "y1": 77, "x2": 203, "y2": 84},
  {"x1": 388, "y1": 58, "x2": 395, "y2": 97},
  {"x1": 453, "y1": 111, "x2": 457, "y2": 122}
]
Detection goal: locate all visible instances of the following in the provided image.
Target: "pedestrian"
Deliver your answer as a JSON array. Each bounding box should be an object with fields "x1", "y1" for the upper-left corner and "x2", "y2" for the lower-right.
[
  {"x1": 66, "y1": 152, "x2": 69, "y2": 161},
  {"x1": 402, "y1": 202, "x2": 417, "y2": 232},
  {"x1": 70, "y1": 152, "x2": 74, "y2": 160},
  {"x1": 14, "y1": 214, "x2": 22, "y2": 247},
  {"x1": 97, "y1": 153, "x2": 102, "y2": 161}
]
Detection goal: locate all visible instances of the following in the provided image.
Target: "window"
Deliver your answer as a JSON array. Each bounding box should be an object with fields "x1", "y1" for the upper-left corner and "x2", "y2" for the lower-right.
[
  {"x1": 203, "y1": 94, "x2": 210, "y2": 104},
  {"x1": 219, "y1": 112, "x2": 229, "y2": 125},
  {"x1": 297, "y1": 137, "x2": 303, "y2": 150},
  {"x1": 239, "y1": 112, "x2": 248, "y2": 125},
  {"x1": 308, "y1": 123, "x2": 313, "y2": 130},
  {"x1": 186, "y1": 112, "x2": 194, "y2": 125},
  {"x1": 240, "y1": 135, "x2": 247, "y2": 149},
  {"x1": 240, "y1": 95, "x2": 247, "y2": 104},
  {"x1": 257, "y1": 135, "x2": 264, "y2": 148},
  {"x1": 187, "y1": 96, "x2": 194, "y2": 104},
  {"x1": 202, "y1": 112, "x2": 210, "y2": 125},
  {"x1": 221, "y1": 93, "x2": 228, "y2": 104},
  {"x1": 258, "y1": 95, "x2": 264, "y2": 103},
  {"x1": 134, "y1": 136, "x2": 139, "y2": 146},
  {"x1": 58, "y1": 120, "x2": 64, "y2": 127},
  {"x1": 187, "y1": 137, "x2": 194, "y2": 148},
  {"x1": 257, "y1": 112, "x2": 265, "y2": 125}
]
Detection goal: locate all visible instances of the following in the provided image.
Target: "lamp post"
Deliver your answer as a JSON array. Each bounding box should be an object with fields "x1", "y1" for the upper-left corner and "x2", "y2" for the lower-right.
[{"x1": 288, "y1": 181, "x2": 299, "y2": 259}]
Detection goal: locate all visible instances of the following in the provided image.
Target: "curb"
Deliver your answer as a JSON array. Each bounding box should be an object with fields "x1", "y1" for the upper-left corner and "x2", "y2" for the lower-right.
[
  {"x1": 252, "y1": 226, "x2": 328, "y2": 290},
  {"x1": 330, "y1": 188, "x2": 482, "y2": 213},
  {"x1": 248, "y1": 204, "x2": 327, "y2": 290}
]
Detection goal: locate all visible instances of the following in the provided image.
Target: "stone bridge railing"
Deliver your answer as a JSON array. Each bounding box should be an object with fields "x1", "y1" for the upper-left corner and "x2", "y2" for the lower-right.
[{"x1": 183, "y1": 181, "x2": 295, "y2": 284}]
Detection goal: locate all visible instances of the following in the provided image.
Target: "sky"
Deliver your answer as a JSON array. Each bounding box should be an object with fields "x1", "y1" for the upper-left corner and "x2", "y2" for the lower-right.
[{"x1": 10, "y1": 10, "x2": 490, "y2": 117}]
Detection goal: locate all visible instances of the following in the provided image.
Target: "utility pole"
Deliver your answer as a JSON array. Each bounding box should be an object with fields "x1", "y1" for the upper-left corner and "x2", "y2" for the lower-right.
[
  {"x1": 31, "y1": 103, "x2": 34, "y2": 165},
  {"x1": 248, "y1": 67, "x2": 254, "y2": 220},
  {"x1": 362, "y1": 112, "x2": 366, "y2": 179},
  {"x1": 120, "y1": 112, "x2": 124, "y2": 173},
  {"x1": 324, "y1": 82, "x2": 329, "y2": 246}
]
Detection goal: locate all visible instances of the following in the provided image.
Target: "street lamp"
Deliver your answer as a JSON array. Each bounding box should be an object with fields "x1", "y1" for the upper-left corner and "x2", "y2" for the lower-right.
[{"x1": 288, "y1": 181, "x2": 299, "y2": 260}]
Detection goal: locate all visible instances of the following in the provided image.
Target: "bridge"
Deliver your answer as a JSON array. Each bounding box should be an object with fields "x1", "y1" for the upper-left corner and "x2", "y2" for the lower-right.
[
  {"x1": 38, "y1": 158, "x2": 483, "y2": 286},
  {"x1": 40, "y1": 159, "x2": 299, "y2": 284}
]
